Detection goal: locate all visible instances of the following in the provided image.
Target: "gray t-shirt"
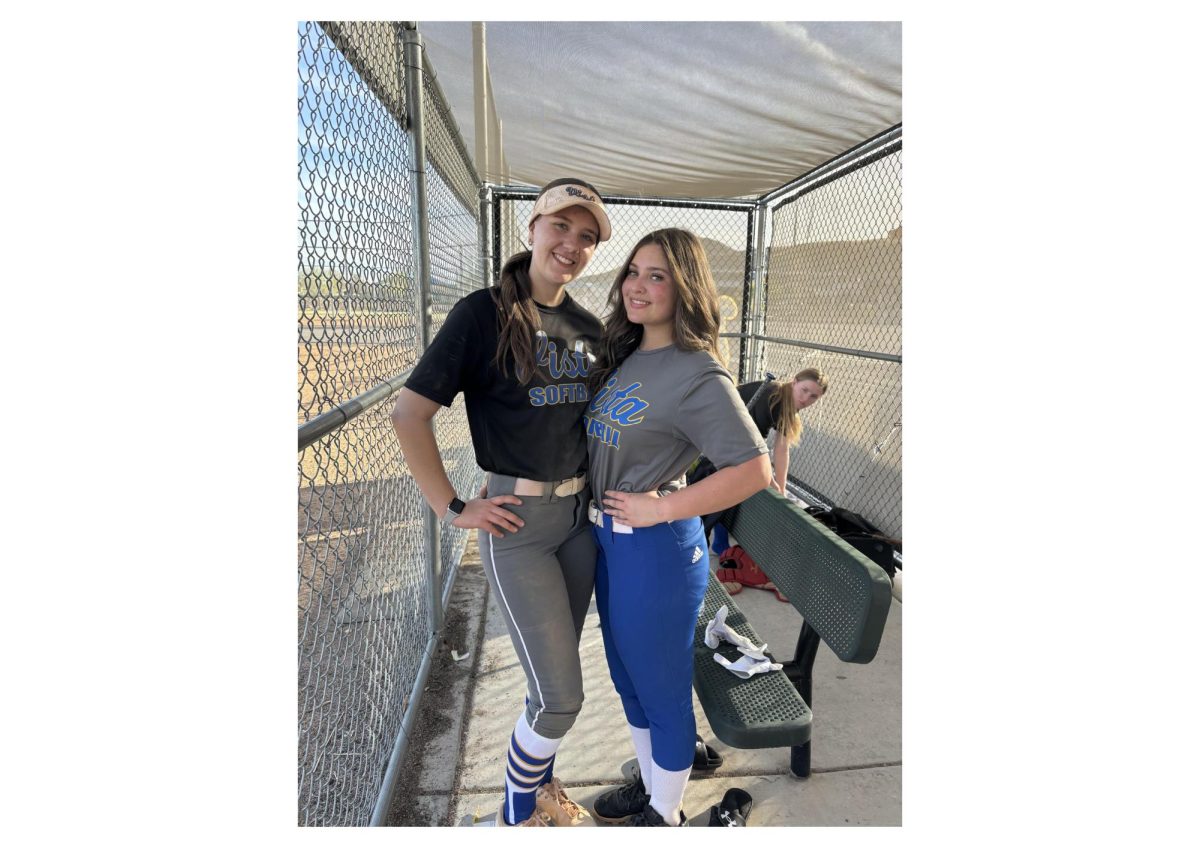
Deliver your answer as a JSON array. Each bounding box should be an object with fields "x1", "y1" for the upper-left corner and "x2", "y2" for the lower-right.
[{"x1": 584, "y1": 344, "x2": 768, "y2": 498}]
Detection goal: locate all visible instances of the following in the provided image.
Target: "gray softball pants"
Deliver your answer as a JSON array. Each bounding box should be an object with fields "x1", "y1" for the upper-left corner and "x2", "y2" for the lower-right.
[{"x1": 478, "y1": 474, "x2": 597, "y2": 740}]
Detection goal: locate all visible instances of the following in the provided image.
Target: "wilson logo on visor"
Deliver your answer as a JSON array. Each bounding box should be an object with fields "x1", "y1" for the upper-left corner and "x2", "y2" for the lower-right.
[{"x1": 563, "y1": 186, "x2": 597, "y2": 203}]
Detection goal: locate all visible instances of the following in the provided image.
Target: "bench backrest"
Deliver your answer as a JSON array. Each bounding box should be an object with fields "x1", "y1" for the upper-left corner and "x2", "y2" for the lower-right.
[{"x1": 724, "y1": 488, "x2": 893, "y2": 663}]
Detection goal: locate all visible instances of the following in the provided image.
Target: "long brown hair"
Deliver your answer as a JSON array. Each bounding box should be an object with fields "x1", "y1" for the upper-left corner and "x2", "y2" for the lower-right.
[
  {"x1": 491, "y1": 251, "x2": 541, "y2": 383},
  {"x1": 492, "y1": 177, "x2": 603, "y2": 383},
  {"x1": 588, "y1": 228, "x2": 723, "y2": 395},
  {"x1": 768, "y1": 367, "x2": 830, "y2": 444}
]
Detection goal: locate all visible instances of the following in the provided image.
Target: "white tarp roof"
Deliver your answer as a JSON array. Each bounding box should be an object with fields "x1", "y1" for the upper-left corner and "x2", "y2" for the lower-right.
[{"x1": 418, "y1": 21, "x2": 901, "y2": 200}]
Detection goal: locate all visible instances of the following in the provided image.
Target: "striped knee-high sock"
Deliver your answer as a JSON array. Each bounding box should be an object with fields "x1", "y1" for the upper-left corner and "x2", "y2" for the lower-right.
[{"x1": 502, "y1": 714, "x2": 562, "y2": 824}]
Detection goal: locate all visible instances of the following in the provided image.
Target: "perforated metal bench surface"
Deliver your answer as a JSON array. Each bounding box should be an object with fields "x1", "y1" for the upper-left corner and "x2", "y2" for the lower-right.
[
  {"x1": 692, "y1": 488, "x2": 893, "y2": 751},
  {"x1": 693, "y1": 577, "x2": 812, "y2": 749}
]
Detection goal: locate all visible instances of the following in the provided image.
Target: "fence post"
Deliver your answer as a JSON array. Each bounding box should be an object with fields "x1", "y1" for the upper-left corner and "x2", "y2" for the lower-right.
[
  {"x1": 479, "y1": 183, "x2": 492, "y2": 286},
  {"x1": 401, "y1": 23, "x2": 444, "y2": 636},
  {"x1": 744, "y1": 200, "x2": 770, "y2": 382},
  {"x1": 490, "y1": 190, "x2": 503, "y2": 284}
]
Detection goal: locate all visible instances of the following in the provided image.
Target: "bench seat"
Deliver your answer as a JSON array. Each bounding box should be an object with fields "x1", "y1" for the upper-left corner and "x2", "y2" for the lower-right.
[
  {"x1": 690, "y1": 488, "x2": 893, "y2": 775},
  {"x1": 692, "y1": 576, "x2": 812, "y2": 749}
]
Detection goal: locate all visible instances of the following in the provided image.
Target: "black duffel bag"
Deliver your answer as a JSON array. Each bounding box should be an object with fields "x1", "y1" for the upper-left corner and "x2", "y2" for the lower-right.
[{"x1": 804, "y1": 505, "x2": 900, "y2": 579}]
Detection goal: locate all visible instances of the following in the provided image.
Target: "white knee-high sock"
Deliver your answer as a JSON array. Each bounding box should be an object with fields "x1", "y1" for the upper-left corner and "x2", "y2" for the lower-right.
[
  {"x1": 649, "y1": 761, "x2": 691, "y2": 826},
  {"x1": 503, "y1": 712, "x2": 562, "y2": 824},
  {"x1": 627, "y1": 723, "x2": 654, "y2": 795}
]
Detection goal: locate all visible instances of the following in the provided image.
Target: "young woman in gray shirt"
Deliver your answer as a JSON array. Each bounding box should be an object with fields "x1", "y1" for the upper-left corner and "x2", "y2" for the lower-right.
[{"x1": 583, "y1": 228, "x2": 771, "y2": 826}]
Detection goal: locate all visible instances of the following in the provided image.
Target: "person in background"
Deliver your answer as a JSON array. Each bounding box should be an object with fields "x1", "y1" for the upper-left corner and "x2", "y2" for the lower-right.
[
  {"x1": 583, "y1": 228, "x2": 771, "y2": 826},
  {"x1": 392, "y1": 178, "x2": 611, "y2": 827},
  {"x1": 695, "y1": 369, "x2": 830, "y2": 554}
]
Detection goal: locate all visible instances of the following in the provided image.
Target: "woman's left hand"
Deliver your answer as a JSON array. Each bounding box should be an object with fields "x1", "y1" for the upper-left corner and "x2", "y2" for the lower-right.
[{"x1": 602, "y1": 489, "x2": 666, "y2": 528}]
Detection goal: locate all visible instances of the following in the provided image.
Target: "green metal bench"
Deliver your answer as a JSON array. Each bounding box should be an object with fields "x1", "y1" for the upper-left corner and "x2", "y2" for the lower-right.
[{"x1": 691, "y1": 488, "x2": 894, "y2": 777}]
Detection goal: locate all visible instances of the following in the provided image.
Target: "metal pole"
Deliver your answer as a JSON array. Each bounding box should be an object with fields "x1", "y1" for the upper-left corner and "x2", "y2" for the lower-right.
[
  {"x1": 478, "y1": 183, "x2": 492, "y2": 287},
  {"x1": 369, "y1": 547, "x2": 466, "y2": 827},
  {"x1": 498, "y1": 118, "x2": 508, "y2": 185},
  {"x1": 491, "y1": 185, "x2": 755, "y2": 212},
  {"x1": 298, "y1": 370, "x2": 412, "y2": 452},
  {"x1": 475, "y1": 24, "x2": 491, "y2": 289},
  {"x1": 367, "y1": 25, "x2": 444, "y2": 828},
  {"x1": 757, "y1": 122, "x2": 902, "y2": 206},
  {"x1": 491, "y1": 189, "x2": 503, "y2": 283},
  {"x1": 747, "y1": 201, "x2": 770, "y2": 381},
  {"x1": 401, "y1": 25, "x2": 444, "y2": 637},
  {"x1": 472, "y1": 22, "x2": 490, "y2": 182},
  {"x1": 370, "y1": 627, "x2": 438, "y2": 825},
  {"x1": 782, "y1": 621, "x2": 821, "y2": 779},
  {"x1": 738, "y1": 210, "x2": 755, "y2": 383},
  {"x1": 747, "y1": 333, "x2": 902, "y2": 364}
]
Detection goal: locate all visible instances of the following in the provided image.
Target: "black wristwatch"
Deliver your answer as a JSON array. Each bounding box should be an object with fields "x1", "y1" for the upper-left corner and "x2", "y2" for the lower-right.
[{"x1": 441, "y1": 496, "x2": 466, "y2": 522}]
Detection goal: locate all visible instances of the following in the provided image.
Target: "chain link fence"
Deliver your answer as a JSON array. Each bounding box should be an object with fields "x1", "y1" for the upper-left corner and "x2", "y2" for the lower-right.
[
  {"x1": 297, "y1": 21, "x2": 482, "y2": 827},
  {"x1": 492, "y1": 136, "x2": 903, "y2": 543},
  {"x1": 420, "y1": 58, "x2": 488, "y2": 589},
  {"x1": 299, "y1": 19, "x2": 901, "y2": 824},
  {"x1": 760, "y1": 130, "x2": 902, "y2": 540}
]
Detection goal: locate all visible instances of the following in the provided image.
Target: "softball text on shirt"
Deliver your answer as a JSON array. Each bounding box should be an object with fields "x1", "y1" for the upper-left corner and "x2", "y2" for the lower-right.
[{"x1": 405, "y1": 287, "x2": 602, "y2": 481}]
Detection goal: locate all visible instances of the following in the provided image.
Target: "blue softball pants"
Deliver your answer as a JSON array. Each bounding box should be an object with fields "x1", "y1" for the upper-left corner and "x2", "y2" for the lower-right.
[{"x1": 592, "y1": 511, "x2": 709, "y2": 771}]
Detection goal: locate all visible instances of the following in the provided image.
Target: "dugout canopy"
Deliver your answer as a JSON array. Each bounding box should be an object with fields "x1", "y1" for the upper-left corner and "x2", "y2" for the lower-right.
[{"x1": 417, "y1": 21, "x2": 901, "y2": 199}]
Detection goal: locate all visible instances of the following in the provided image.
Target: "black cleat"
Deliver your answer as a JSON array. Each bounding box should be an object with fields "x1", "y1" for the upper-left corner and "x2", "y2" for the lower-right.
[
  {"x1": 707, "y1": 787, "x2": 754, "y2": 826},
  {"x1": 592, "y1": 774, "x2": 649, "y2": 824},
  {"x1": 627, "y1": 804, "x2": 687, "y2": 827}
]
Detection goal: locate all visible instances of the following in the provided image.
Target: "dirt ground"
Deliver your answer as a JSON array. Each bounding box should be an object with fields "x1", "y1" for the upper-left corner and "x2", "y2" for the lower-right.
[{"x1": 384, "y1": 539, "x2": 488, "y2": 826}]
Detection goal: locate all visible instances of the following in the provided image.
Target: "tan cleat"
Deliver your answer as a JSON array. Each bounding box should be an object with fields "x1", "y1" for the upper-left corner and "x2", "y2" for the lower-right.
[
  {"x1": 495, "y1": 803, "x2": 553, "y2": 827},
  {"x1": 535, "y1": 777, "x2": 593, "y2": 826}
]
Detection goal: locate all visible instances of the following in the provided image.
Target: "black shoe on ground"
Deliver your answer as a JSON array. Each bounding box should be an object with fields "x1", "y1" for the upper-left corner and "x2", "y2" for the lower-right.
[
  {"x1": 592, "y1": 774, "x2": 649, "y2": 824},
  {"x1": 707, "y1": 787, "x2": 754, "y2": 826},
  {"x1": 627, "y1": 804, "x2": 688, "y2": 827}
]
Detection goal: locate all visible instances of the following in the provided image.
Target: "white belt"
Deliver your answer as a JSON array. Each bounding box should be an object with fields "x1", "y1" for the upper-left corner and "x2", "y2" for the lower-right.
[
  {"x1": 511, "y1": 473, "x2": 587, "y2": 498},
  {"x1": 589, "y1": 501, "x2": 632, "y2": 534}
]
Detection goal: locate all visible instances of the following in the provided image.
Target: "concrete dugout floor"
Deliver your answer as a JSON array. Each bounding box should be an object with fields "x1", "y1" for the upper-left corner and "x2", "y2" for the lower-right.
[{"x1": 387, "y1": 534, "x2": 902, "y2": 827}]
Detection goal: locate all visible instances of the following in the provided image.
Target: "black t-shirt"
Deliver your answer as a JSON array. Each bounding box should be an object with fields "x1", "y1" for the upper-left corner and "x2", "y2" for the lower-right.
[
  {"x1": 737, "y1": 380, "x2": 776, "y2": 439},
  {"x1": 404, "y1": 286, "x2": 603, "y2": 480}
]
